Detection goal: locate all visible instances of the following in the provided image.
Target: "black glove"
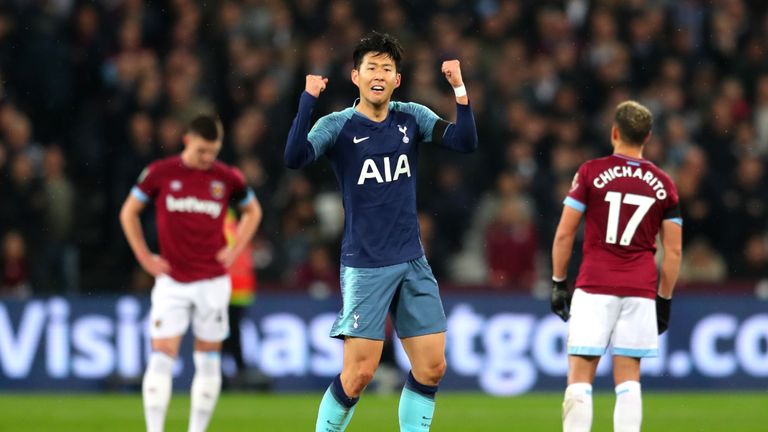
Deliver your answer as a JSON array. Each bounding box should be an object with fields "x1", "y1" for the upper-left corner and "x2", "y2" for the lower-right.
[
  {"x1": 551, "y1": 279, "x2": 572, "y2": 322},
  {"x1": 656, "y1": 295, "x2": 671, "y2": 335}
]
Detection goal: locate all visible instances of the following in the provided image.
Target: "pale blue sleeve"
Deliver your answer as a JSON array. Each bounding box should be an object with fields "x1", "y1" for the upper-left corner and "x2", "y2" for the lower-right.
[
  {"x1": 307, "y1": 110, "x2": 352, "y2": 157},
  {"x1": 395, "y1": 102, "x2": 440, "y2": 142}
]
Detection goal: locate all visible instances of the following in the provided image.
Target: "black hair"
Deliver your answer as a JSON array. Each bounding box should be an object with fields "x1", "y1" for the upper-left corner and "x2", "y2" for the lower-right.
[
  {"x1": 352, "y1": 31, "x2": 404, "y2": 71},
  {"x1": 187, "y1": 114, "x2": 223, "y2": 141}
]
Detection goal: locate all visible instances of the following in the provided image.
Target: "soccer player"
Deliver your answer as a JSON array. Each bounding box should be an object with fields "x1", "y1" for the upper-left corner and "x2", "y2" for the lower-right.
[
  {"x1": 550, "y1": 101, "x2": 682, "y2": 432},
  {"x1": 120, "y1": 115, "x2": 262, "y2": 432},
  {"x1": 285, "y1": 32, "x2": 477, "y2": 431}
]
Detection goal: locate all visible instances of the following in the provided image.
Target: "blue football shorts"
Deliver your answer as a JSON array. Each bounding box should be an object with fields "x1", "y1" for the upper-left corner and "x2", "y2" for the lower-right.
[{"x1": 329, "y1": 256, "x2": 447, "y2": 340}]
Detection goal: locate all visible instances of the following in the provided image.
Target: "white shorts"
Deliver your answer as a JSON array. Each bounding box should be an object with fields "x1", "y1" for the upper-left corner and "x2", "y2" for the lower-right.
[
  {"x1": 149, "y1": 274, "x2": 231, "y2": 342},
  {"x1": 567, "y1": 288, "x2": 658, "y2": 358}
]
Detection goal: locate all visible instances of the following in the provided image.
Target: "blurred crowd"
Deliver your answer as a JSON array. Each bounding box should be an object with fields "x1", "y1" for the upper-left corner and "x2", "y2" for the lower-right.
[{"x1": 2, "y1": 0, "x2": 768, "y2": 297}]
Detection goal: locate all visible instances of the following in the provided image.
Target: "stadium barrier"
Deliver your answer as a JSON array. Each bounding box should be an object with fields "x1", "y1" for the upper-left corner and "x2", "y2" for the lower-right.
[{"x1": 1, "y1": 294, "x2": 767, "y2": 394}]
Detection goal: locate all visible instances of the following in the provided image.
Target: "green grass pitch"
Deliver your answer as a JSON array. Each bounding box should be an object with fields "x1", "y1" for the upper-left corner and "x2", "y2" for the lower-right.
[{"x1": 1, "y1": 392, "x2": 766, "y2": 431}]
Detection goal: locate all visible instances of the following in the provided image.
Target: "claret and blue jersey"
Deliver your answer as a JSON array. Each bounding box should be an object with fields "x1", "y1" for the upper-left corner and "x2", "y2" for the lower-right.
[{"x1": 286, "y1": 91, "x2": 478, "y2": 268}]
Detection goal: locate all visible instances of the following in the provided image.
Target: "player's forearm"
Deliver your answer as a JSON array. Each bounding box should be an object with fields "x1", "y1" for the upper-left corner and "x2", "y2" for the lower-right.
[
  {"x1": 551, "y1": 233, "x2": 576, "y2": 280},
  {"x1": 120, "y1": 209, "x2": 152, "y2": 261},
  {"x1": 229, "y1": 205, "x2": 262, "y2": 258},
  {"x1": 658, "y1": 251, "x2": 681, "y2": 298},
  {"x1": 285, "y1": 92, "x2": 318, "y2": 169},
  {"x1": 440, "y1": 103, "x2": 478, "y2": 153}
]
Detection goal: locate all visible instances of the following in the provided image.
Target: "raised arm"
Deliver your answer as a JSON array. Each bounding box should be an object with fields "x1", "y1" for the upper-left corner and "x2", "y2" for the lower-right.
[
  {"x1": 434, "y1": 60, "x2": 478, "y2": 153},
  {"x1": 285, "y1": 75, "x2": 327, "y2": 169}
]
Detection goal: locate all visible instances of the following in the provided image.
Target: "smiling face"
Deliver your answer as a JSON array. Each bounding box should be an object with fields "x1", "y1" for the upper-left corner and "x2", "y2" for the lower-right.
[{"x1": 352, "y1": 52, "x2": 401, "y2": 108}]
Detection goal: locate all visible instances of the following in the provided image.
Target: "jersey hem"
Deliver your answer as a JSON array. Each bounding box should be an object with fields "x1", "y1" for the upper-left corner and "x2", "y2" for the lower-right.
[
  {"x1": 577, "y1": 285, "x2": 656, "y2": 300},
  {"x1": 165, "y1": 271, "x2": 230, "y2": 284},
  {"x1": 340, "y1": 251, "x2": 425, "y2": 269}
]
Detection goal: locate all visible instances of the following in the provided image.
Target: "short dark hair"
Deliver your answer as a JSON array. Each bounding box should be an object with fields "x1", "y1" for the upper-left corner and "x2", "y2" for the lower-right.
[
  {"x1": 352, "y1": 31, "x2": 404, "y2": 71},
  {"x1": 188, "y1": 115, "x2": 223, "y2": 141},
  {"x1": 614, "y1": 101, "x2": 652, "y2": 145}
]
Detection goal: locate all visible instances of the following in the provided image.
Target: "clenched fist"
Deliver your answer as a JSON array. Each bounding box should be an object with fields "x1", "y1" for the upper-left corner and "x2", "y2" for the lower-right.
[
  {"x1": 305, "y1": 75, "x2": 329, "y2": 98},
  {"x1": 441, "y1": 60, "x2": 464, "y2": 88}
]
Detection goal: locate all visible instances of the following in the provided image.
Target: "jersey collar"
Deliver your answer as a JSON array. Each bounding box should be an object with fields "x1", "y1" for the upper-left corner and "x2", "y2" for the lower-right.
[{"x1": 612, "y1": 153, "x2": 649, "y2": 164}]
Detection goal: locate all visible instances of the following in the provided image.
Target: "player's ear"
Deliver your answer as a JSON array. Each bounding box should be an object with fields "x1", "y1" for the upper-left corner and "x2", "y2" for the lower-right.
[
  {"x1": 394, "y1": 72, "x2": 401, "y2": 89},
  {"x1": 351, "y1": 68, "x2": 359, "y2": 87},
  {"x1": 611, "y1": 125, "x2": 619, "y2": 141}
]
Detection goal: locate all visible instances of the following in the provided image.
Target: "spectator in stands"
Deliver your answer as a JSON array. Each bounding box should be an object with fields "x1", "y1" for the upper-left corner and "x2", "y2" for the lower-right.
[
  {"x1": 485, "y1": 197, "x2": 538, "y2": 290},
  {"x1": 427, "y1": 163, "x2": 476, "y2": 257},
  {"x1": 721, "y1": 156, "x2": 768, "y2": 262},
  {"x1": 412, "y1": 211, "x2": 446, "y2": 280},
  {"x1": 3, "y1": 113, "x2": 43, "y2": 172},
  {"x1": 732, "y1": 233, "x2": 768, "y2": 280},
  {"x1": 676, "y1": 147, "x2": 724, "y2": 250},
  {"x1": 295, "y1": 244, "x2": 338, "y2": 298},
  {"x1": 4, "y1": 154, "x2": 46, "y2": 288},
  {"x1": 452, "y1": 171, "x2": 526, "y2": 284},
  {"x1": 3, "y1": 0, "x2": 768, "y2": 292},
  {"x1": 156, "y1": 116, "x2": 184, "y2": 156},
  {"x1": 679, "y1": 237, "x2": 728, "y2": 283},
  {"x1": 1, "y1": 230, "x2": 31, "y2": 298},
  {"x1": 42, "y1": 145, "x2": 78, "y2": 293}
]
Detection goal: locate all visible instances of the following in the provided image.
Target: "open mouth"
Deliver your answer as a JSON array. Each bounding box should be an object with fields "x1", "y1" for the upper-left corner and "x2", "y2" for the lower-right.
[{"x1": 371, "y1": 85, "x2": 385, "y2": 95}]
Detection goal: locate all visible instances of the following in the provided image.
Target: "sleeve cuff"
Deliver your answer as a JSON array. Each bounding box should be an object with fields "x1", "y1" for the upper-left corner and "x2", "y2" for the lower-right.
[
  {"x1": 665, "y1": 217, "x2": 683, "y2": 226},
  {"x1": 301, "y1": 91, "x2": 318, "y2": 105},
  {"x1": 131, "y1": 186, "x2": 149, "y2": 203},
  {"x1": 563, "y1": 196, "x2": 586, "y2": 212},
  {"x1": 238, "y1": 188, "x2": 256, "y2": 207},
  {"x1": 456, "y1": 101, "x2": 472, "y2": 111}
]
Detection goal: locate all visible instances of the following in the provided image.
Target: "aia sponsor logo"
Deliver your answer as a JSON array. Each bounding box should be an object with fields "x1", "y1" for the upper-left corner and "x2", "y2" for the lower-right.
[{"x1": 357, "y1": 154, "x2": 411, "y2": 185}]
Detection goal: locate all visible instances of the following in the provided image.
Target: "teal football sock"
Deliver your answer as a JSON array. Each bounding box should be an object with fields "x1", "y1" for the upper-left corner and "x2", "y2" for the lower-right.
[
  {"x1": 315, "y1": 374, "x2": 359, "y2": 432},
  {"x1": 398, "y1": 371, "x2": 438, "y2": 432}
]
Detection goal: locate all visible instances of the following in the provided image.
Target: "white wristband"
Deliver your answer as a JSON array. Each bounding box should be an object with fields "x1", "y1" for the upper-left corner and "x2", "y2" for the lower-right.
[{"x1": 453, "y1": 84, "x2": 467, "y2": 98}]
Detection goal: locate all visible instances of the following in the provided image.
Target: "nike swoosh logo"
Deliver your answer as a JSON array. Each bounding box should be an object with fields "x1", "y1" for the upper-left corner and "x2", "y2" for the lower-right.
[{"x1": 353, "y1": 136, "x2": 370, "y2": 144}]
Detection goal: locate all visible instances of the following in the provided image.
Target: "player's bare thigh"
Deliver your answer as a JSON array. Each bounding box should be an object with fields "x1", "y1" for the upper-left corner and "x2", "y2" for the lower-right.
[
  {"x1": 568, "y1": 355, "x2": 640, "y2": 385},
  {"x1": 341, "y1": 337, "x2": 384, "y2": 397},
  {"x1": 567, "y1": 355, "x2": 600, "y2": 385},
  {"x1": 151, "y1": 337, "x2": 222, "y2": 358},
  {"x1": 400, "y1": 332, "x2": 446, "y2": 386},
  {"x1": 151, "y1": 335, "x2": 184, "y2": 358},
  {"x1": 194, "y1": 338, "x2": 222, "y2": 352},
  {"x1": 613, "y1": 355, "x2": 640, "y2": 385}
]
